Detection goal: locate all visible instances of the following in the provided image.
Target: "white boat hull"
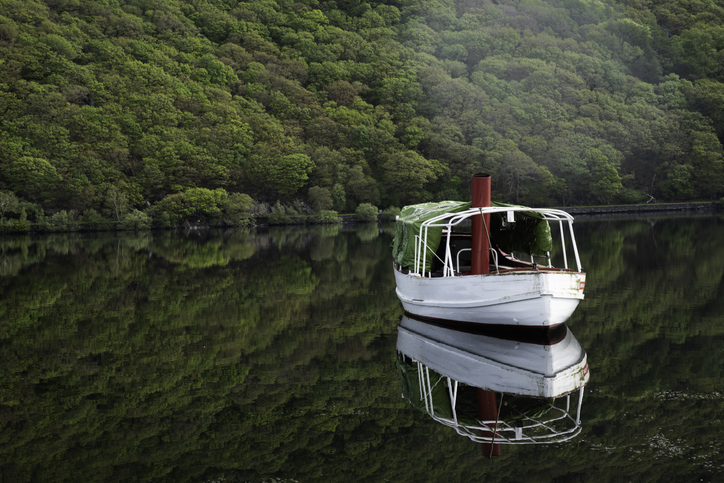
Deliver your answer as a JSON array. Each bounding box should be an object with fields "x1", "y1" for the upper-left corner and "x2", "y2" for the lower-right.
[
  {"x1": 397, "y1": 316, "x2": 589, "y2": 398},
  {"x1": 394, "y1": 267, "x2": 585, "y2": 327}
]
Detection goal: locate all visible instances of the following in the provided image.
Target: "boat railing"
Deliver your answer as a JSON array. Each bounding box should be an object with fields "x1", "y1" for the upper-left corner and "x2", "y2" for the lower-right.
[
  {"x1": 417, "y1": 361, "x2": 584, "y2": 445},
  {"x1": 455, "y1": 248, "x2": 499, "y2": 274},
  {"x1": 413, "y1": 234, "x2": 448, "y2": 277},
  {"x1": 412, "y1": 207, "x2": 582, "y2": 277}
]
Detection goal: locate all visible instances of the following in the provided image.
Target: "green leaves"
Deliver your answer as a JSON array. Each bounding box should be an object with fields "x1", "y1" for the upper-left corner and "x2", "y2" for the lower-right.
[
  {"x1": 6, "y1": 157, "x2": 62, "y2": 203},
  {"x1": 0, "y1": 190, "x2": 20, "y2": 220},
  {"x1": 308, "y1": 186, "x2": 333, "y2": 212},
  {"x1": 221, "y1": 192, "x2": 254, "y2": 225},
  {"x1": 586, "y1": 148, "x2": 624, "y2": 203},
  {"x1": 1, "y1": 0, "x2": 724, "y2": 218},
  {"x1": 184, "y1": 187, "x2": 227, "y2": 217},
  {"x1": 149, "y1": 187, "x2": 249, "y2": 226},
  {"x1": 273, "y1": 154, "x2": 315, "y2": 197},
  {"x1": 380, "y1": 151, "x2": 446, "y2": 206},
  {"x1": 355, "y1": 202, "x2": 378, "y2": 222}
]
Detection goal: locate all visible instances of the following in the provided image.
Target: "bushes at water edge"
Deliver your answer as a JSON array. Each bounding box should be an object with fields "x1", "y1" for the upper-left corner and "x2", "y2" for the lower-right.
[{"x1": 355, "y1": 203, "x2": 379, "y2": 222}]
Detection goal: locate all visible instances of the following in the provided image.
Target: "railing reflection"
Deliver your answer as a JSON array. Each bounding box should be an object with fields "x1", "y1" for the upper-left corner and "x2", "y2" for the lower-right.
[{"x1": 396, "y1": 314, "x2": 590, "y2": 456}]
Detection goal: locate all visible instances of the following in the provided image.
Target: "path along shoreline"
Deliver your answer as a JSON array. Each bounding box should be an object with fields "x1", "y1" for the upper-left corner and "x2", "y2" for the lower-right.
[{"x1": 560, "y1": 202, "x2": 718, "y2": 217}]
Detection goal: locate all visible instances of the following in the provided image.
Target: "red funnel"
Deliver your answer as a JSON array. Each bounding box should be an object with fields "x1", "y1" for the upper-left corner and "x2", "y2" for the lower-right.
[{"x1": 471, "y1": 174, "x2": 491, "y2": 275}]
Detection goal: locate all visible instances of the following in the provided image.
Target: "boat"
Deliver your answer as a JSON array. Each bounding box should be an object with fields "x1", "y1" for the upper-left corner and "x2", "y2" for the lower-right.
[
  {"x1": 392, "y1": 173, "x2": 585, "y2": 328},
  {"x1": 396, "y1": 314, "x2": 590, "y2": 451}
]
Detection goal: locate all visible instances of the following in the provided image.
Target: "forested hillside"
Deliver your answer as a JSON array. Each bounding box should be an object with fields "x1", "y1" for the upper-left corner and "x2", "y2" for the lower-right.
[{"x1": 1, "y1": 0, "x2": 723, "y2": 227}]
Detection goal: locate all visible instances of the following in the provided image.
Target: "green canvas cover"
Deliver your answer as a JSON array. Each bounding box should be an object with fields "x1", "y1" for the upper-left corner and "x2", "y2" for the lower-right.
[
  {"x1": 391, "y1": 201, "x2": 470, "y2": 273},
  {"x1": 489, "y1": 202, "x2": 553, "y2": 256},
  {"x1": 392, "y1": 201, "x2": 553, "y2": 272}
]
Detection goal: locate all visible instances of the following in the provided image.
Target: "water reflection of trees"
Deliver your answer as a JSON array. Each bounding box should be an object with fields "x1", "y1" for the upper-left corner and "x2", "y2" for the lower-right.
[
  {"x1": 0, "y1": 226, "x2": 416, "y2": 482},
  {"x1": 572, "y1": 216, "x2": 724, "y2": 388},
  {"x1": 569, "y1": 216, "x2": 724, "y2": 481},
  {"x1": 1, "y1": 218, "x2": 723, "y2": 481}
]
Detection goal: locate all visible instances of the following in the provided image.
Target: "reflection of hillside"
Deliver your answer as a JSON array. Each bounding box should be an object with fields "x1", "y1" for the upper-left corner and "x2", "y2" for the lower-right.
[
  {"x1": 0, "y1": 230, "x2": 259, "y2": 275},
  {"x1": 150, "y1": 232, "x2": 251, "y2": 268},
  {"x1": 354, "y1": 223, "x2": 380, "y2": 242},
  {"x1": 565, "y1": 216, "x2": 724, "y2": 481},
  {"x1": 571, "y1": 217, "x2": 724, "y2": 388},
  {"x1": 2, "y1": 220, "x2": 723, "y2": 482},
  {"x1": 0, "y1": 227, "x2": 409, "y2": 482}
]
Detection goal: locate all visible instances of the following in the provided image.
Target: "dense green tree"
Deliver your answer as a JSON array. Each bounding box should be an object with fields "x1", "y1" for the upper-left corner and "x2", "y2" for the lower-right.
[
  {"x1": 0, "y1": 0, "x2": 723, "y2": 222},
  {"x1": 495, "y1": 150, "x2": 541, "y2": 205},
  {"x1": 346, "y1": 164, "x2": 379, "y2": 207},
  {"x1": 273, "y1": 153, "x2": 315, "y2": 197},
  {"x1": 0, "y1": 190, "x2": 19, "y2": 220},
  {"x1": 354, "y1": 202, "x2": 378, "y2": 222},
  {"x1": 586, "y1": 147, "x2": 624, "y2": 203},
  {"x1": 379, "y1": 150, "x2": 446, "y2": 206},
  {"x1": 184, "y1": 187, "x2": 227, "y2": 217},
  {"x1": 5, "y1": 157, "x2": 62, "y2": 204},
  {"x1": 105, "y1": 185, "x2": 129, "y2": 222},
  {"x1": 308, "y1": 185, "x2": 333, "y2": 212},
  {"x1": 220, "y1": 191, "x2": 254, "y2": 225},
  {"x1": 331, "y1": 182, "x2": 347, "y2": 212}
]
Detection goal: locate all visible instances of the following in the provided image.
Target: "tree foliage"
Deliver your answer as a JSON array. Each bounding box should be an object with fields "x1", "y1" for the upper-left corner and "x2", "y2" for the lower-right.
[{"x1": 0, "y1": 0, "x2": 722, "y2": 219}]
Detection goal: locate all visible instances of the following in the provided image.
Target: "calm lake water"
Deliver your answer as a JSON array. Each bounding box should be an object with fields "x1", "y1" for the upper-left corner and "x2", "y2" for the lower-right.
[{"x1": 1, "y1": 215, "x2": 723, "y2": 482}]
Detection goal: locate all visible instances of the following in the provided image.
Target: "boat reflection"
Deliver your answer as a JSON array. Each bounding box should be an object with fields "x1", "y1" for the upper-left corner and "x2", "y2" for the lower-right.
[{"x1": 396, "y1": 314, "x2": 589, "y2": 455}]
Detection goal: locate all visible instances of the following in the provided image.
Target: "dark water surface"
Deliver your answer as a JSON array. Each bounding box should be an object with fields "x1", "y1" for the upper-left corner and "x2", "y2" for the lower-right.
[{"x1": 1, "y1": 216, "x2": 723, "y2": 482}]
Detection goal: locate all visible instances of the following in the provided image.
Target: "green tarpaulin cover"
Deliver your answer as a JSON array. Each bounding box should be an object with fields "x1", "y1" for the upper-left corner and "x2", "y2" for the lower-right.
[
  {"x1": 392, "y1": 201, "x2": 553, "y2": 272},
  {"x1": 392, "y1": 201, "x2": 470, "y2": 273}
]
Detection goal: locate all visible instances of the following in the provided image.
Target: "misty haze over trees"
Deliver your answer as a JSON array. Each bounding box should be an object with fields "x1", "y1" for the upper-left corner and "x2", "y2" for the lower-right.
[{"x1": 0, "y1": 0, "x2": 723, "y2": 228}]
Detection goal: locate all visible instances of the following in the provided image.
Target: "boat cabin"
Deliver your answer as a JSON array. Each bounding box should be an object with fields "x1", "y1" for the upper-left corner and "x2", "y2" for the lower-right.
[{"x1": 392, "y1": 201, "x2": 583, "y2": 278}]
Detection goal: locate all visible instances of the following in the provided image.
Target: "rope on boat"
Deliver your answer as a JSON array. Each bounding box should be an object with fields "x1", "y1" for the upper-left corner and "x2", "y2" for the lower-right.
[{"x1": 479, "y1": 208, "x2": 499, "y2": 272}]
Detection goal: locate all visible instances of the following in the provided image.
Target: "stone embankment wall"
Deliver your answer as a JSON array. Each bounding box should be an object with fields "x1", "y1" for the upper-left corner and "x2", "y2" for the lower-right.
[
  {"x1": 340, "y1": 214, "x2": 359, "y2": 223},
  {"x1": 562, "y1": 202, "x2": 717, "y2": 216}
]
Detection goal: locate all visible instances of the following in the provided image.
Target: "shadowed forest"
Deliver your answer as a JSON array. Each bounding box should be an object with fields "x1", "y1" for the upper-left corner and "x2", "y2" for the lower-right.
[{"x1": 1, "y1": 0, "x2": 723, "y2": 229}]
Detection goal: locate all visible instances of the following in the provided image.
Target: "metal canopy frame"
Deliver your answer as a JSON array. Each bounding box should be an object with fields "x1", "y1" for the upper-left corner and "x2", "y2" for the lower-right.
[
  {"x1": 415, "y1": 360, "x2": 585, "y2": 445},
  {"x1": 411, "y1": 207, "x2": 583, "y2": 277}
]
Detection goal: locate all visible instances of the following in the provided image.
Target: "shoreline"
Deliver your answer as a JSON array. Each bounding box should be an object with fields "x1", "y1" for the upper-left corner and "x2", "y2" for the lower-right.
[
  {"x1": 1, "y1": 202, "x2": 719, "y2": 235},
  {"x1": 559, "y1": 201, "x2": 717, "y2": 215}
]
